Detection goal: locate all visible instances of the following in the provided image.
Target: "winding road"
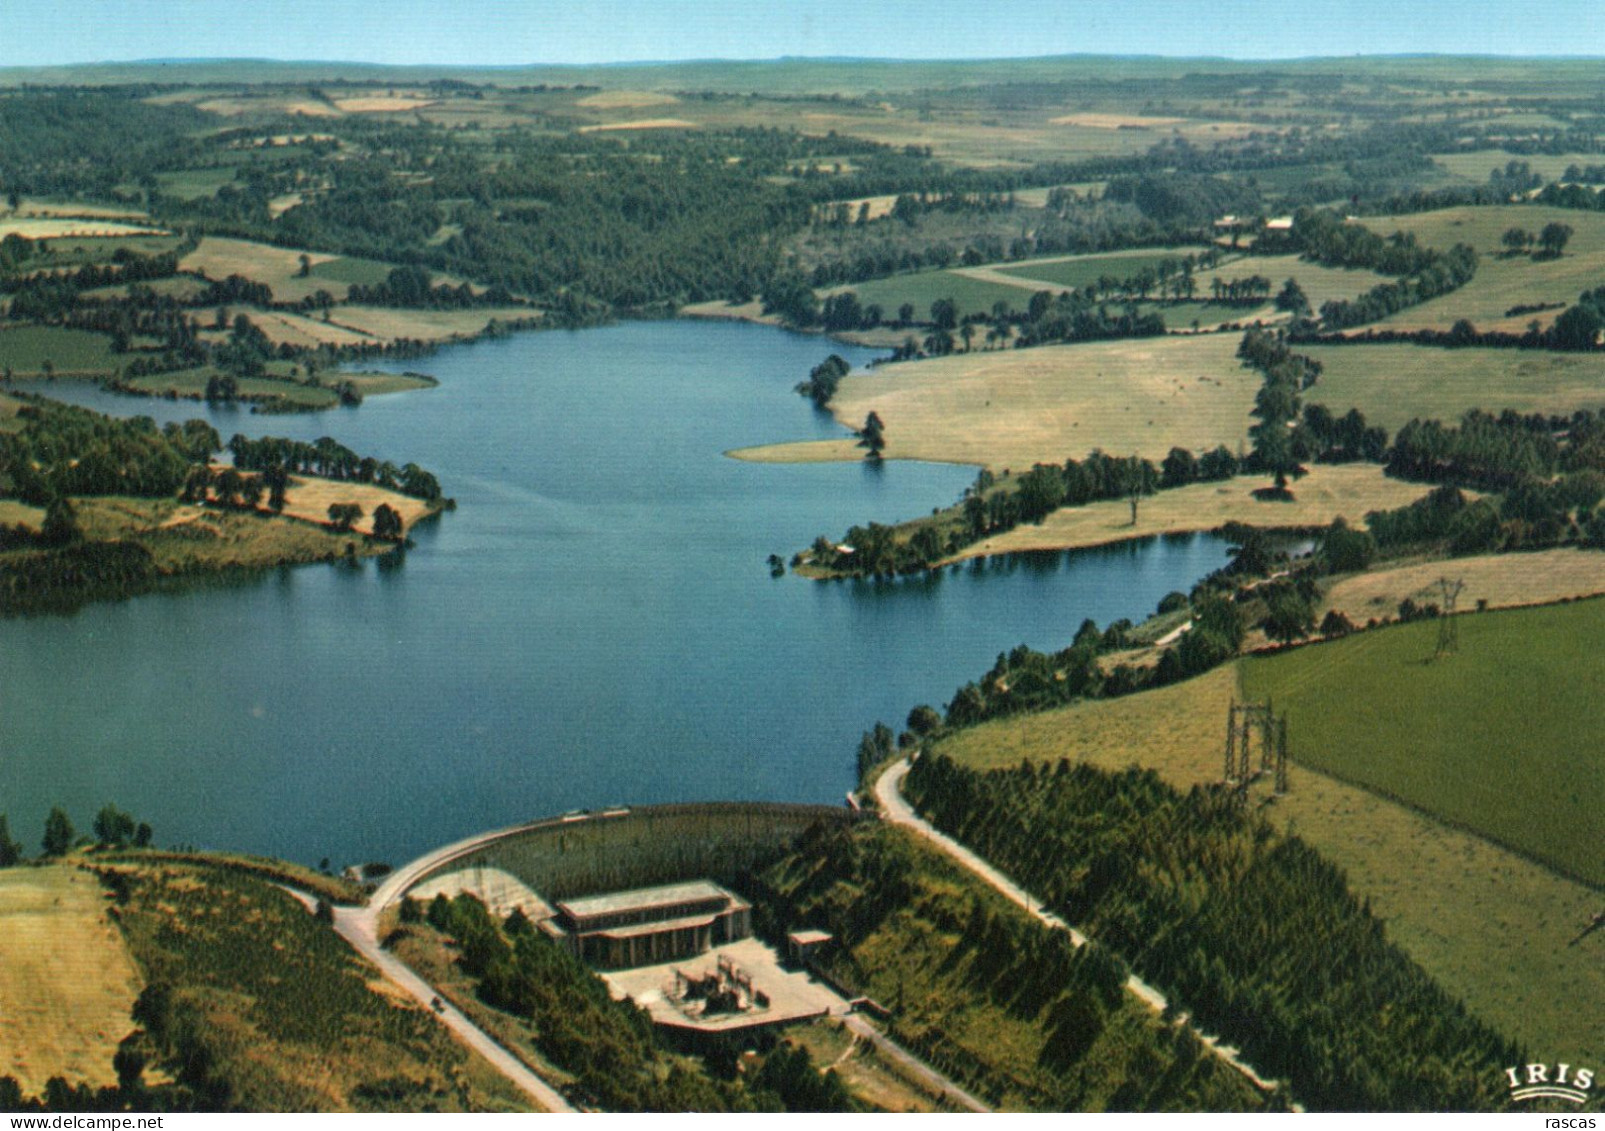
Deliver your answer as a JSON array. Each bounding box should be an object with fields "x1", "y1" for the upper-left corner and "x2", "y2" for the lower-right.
[
  {"x1": 873, "y1": 757, "x2": 1286, "y2": 1099},
  {"x1": 278, "y1": 883, "x2": 575, "y2": 1113}
]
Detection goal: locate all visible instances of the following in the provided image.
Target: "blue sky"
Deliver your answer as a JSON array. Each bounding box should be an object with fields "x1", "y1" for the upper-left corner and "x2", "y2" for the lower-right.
[{"x1": 5, "y1": 0, "x2": 1604, "y2": 67}]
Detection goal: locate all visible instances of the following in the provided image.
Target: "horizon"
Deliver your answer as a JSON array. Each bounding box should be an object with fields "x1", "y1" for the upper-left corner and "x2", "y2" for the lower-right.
[
  {"x1": 13, "y1": 49, "x2": 1605, "y2": 70},
  {"x1": 4, "y1": 0, "x2": 1602, "y2": 70}
]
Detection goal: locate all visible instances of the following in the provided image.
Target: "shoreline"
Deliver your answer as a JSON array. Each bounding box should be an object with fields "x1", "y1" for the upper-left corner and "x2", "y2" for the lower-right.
[{"x1": 791, "y1": 464, "x2": 1437, "y2": 579}]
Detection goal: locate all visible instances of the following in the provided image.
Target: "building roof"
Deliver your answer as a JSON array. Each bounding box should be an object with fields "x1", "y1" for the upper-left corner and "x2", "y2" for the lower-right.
[
  {"x1": 595, "y1": 913, "x2": 721, "y2": 941},
  {"x1": 787, "y1": 929, "x2": 834, "y2": 946},
  {"x1": 557, "y1": 879, "x2": 742, "y2": 922}
]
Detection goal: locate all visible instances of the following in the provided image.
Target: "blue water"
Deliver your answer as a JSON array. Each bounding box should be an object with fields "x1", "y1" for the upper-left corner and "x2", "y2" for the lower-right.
[{"x1": 0, "y1": 321, "x2": 1230, "y2": 867}]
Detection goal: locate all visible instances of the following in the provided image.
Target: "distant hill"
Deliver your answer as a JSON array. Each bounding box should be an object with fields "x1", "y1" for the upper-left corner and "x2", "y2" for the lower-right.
[{"x1": 4, "y1": 54, "x2": 1605, "y2": 95}]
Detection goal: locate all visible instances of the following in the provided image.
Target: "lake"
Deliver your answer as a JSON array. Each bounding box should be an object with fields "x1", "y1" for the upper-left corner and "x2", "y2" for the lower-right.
[{"x1": 0, "y1": 321, "x2": 1231, "y2": 867}]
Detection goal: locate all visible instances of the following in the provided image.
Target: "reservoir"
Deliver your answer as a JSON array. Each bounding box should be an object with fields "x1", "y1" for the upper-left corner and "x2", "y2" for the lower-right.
[{"x1": 0, "y1": 321, "x2": 1230, "y2": 866}]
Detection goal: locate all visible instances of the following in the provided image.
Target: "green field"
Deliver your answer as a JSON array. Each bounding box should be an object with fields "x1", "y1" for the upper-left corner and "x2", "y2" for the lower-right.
[
  {"x1": 1302, "y1": 342, "x2": 1605, "y2": 430},
  {"x1": 124, "y1": 365, "x2": 340, "y2": 406},
  {"x1": 1191, "y1": 254, "x2": 1391, "y2": 308},
  {"x1": 1430, "y1": 151, "x2": 1604, "y2": 184},
  {"x1": 0, "y1": 326, "x2": 119, "y2": 375},
  {"x1": 995, "y1": 249, "x2": 1205, "y2": 291},
  {"x1": 933, "y1": 658, "x2": 1605, "y2": 1066},
  {"x1": 154, "y1": 167, "x2": 237, "y2": 200},
  {"x1": 1240, "y1": 597, "x2": 1605, "y2": 886},
  {"x1": 831, "y1": 269, "x2": 1038, "y2": 322},
  {"x1": 1357, "y1": 205, "x2": 1605, "y2": 332},
  {"x1": 309, "y1": 256, "x2": 396, "y2": 286}
]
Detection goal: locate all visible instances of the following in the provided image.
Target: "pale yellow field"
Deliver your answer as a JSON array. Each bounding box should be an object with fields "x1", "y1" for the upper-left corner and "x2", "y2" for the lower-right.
[
  {"x1": 333, "y1": 96, "x2": 438, "y2": 113},
  {"x1": 248, "y1": 309, "x2": 376, "y2": 349},
  {"x1": 267, "y1": 193, "x2": 304, "y2": 218},
  {"x1": 195, "y1": 97, "x2": 340, "y2": 118},
  {"x1": 1191, "y1": 254, "x2": 1390, "y2": 308},
  {"x1": 817, "y1": 193, "x2": 899, "y2": 221},
  {"x1": 575, "y1": 90, "x2": 680, "y2": 109},
  {"x1": 823, "y1": 334, "x2": 1258, "y2": 469},
  {"x1": 279, "y1": 476, "x2": 436, "y2": 536},
  {"x1": 1047, "y1": 112, "x2": 1186, "y2": 128},
  {"x1": 327, "y1": 305, "x2": 536, "y2": 343},
  {"x1": 180, "y1": 237, "x2": 340, "y2": 302},
  {"x1": 12, "y1": 199, "x2": 149, "y2": 220},
  {"x1": 952, "y1": 464, "x2": 1435, "y2": 559},
  {"x1": 1322, "y1": 547, "x2": 1605, "y2": 624},
  {"x1": 577, "y1": 118, "x2": 699, "y2": 132},
  {"x1": 727, "y1": 438, "x2": 864, "y2": 463},
  {"x1": 0, "y1": 218, "x2": 167, "y2": 240},
  {"x1": 0, "y1": 866, "x2": 143, "y2": 1097},
  {"x1": 937, "y1": 661, "x2": 1605, "y2": 1063},
  {"x1": 0, "y1": 499, "x2": 44, "y2": 527}
]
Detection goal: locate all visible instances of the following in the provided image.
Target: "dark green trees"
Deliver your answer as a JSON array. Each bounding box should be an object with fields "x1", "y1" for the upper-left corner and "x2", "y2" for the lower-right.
[
  {"x1": 0, "y1": 815, "x2": 21, "y2": 866},
  {"x1": 92, "y1": 804, "x2": 138, "y2": 848},
  {"x1": 1537, "y1": 221, "x2": 1574, "y2": 258},
  {"x1": 1319, "y1": 517, "x2": 1377, "y2": 573},
  {"x1": 796, "y1": 354, "x2": 850, "y2": 408},
  {"x1": 326, "y1": 502, "x2": 363, "y2": 532},
  {"x1": 370, "y1": 503, "x2": 404, "y2": 541},
  {"x1": 41, "y1": 806, "x2": 74, "y2": 857},
  {"x1": 858, "y1": 411, "x2": 886, "y2": 462}
]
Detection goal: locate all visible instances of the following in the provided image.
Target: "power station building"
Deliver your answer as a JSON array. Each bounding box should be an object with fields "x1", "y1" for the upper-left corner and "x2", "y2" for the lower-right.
[{"x1": 539, "y1": 880, "x2": 752, "y2": 969}]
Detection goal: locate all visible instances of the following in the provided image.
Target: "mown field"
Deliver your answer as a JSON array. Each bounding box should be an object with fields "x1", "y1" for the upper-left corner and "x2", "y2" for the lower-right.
[
  {"x1": 992, "y1": 248, "x2": 1199, "y2": 291},
  {"x1": 936, "y1": 652, "x2": 1605, "y2": 1067},
  {"x1": 0, "y1": 326, "x2": 120, "y2": 375},
  {"x1": 0, "y1": 866, "x2": 144, "y2": 1097},
  {"x1": 1190, "y1": 254, "x2": 1390, "y2": 308},
  {"x1": 1320, "y1": 548, "x2": 1605, "y2": 624},
  {"x1": 824, "y1": 333, "x2": 1256, "y2": 469},
  {"x1": 179, "y1": 237, "x2": 389, "y2": 304},
  {"x1": 952, "y1": 464, "x2": 1436, "y2": 559},
  {"x1": 328, "y1": 305, "x2": 536, "y2": 343},
  {"x1": 1357, "y1": 205, "x2": 1605, "y2": 332},
  {"x1": 1429, "y1": 150, "x2": 1604, "y2": 184},
  {"x1": 828, "y1": 269, "x2": 1040, "y2": 323},
  {"x1": 1240, "y1": 597, "x2": 1605, "y2": 885},
  {"x1": 1302, "y1": 343, "x2": 1605, "y2": 431}
]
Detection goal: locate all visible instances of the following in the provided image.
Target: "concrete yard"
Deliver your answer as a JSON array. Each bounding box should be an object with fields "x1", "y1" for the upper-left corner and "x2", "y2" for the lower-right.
[{"x1": 600, "y1": 938, "x2": 851, "y2": 1033}]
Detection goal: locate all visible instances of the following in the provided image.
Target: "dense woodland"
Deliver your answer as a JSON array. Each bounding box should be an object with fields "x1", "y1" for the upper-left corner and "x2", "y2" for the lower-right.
[{"x1": 903, "y1": 755, "x2": 1521, "y2": 1111}]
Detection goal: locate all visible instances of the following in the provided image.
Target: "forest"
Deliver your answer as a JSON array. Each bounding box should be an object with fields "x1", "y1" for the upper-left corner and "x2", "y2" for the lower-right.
[{"x1": 901, "y1": 755, "x2": 1521, "y2": 1111}]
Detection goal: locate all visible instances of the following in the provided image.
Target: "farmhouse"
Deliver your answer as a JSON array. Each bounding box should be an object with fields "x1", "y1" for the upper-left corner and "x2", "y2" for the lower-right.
[{"x1": 539, "y1": 879, "x2": 752, "y2": 969}]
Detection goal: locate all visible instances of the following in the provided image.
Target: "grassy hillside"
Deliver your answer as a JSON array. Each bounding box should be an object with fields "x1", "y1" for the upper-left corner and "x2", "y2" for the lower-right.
[
  {"x1": 824, "y1": 333, "x2": 1255, "y2": 470},
  {"x1": 1240, "y1": 596, "x2": 1605, "y2": 886},
  {"x1": 1303, "y1": 343, "x2": 1605, "y2": 432},
  {"x1": 1357, "y1": 205, "x2": 1605, "y2": 333},
  {"x1": 104, "y1": 859, "x2": 530, "y2": 1112},
  {"x1": 1320, "y1": 548, "x2": 1605, "y2": 626},
  {"x1": 949, "y1": 463, "x2": 1433, "y2": 559},
  {"x1": 0, "y1": 867, "x2": 144, "y2": 1096},
  {"x1": 935, "y1": 647, "x2": 1605, "y2": 1067}
]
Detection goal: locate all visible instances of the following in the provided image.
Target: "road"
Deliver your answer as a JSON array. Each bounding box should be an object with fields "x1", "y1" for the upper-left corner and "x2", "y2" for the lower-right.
[
  {"x1": 840, "y1": 1014, "x2": 990, "y2": 1113},
  {"x1": 333, "y1": 902, "x2": 577, "y2": 1113},
  {"x1": 873, "y1": 757, "x2": 1285, "y2": 1098},
  {"x1": 280, "y1": 873, "x2": 578, "y2": 1112}
]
